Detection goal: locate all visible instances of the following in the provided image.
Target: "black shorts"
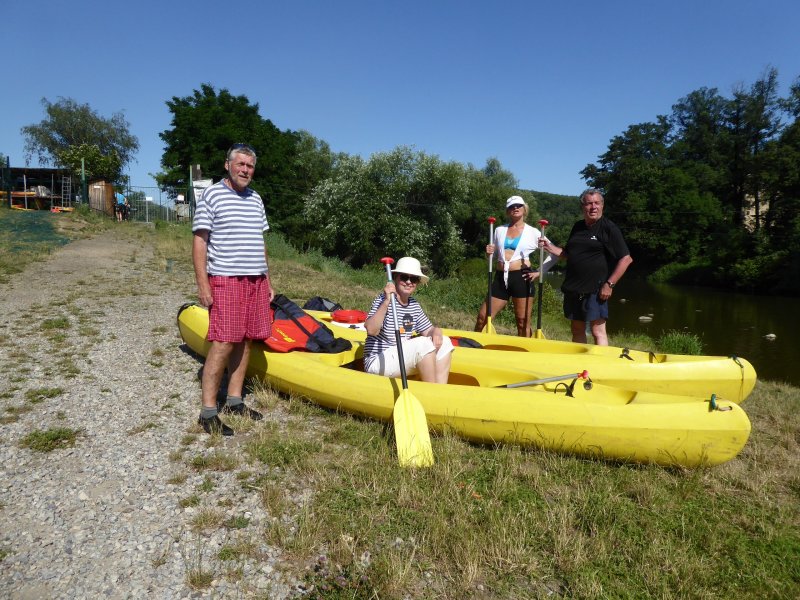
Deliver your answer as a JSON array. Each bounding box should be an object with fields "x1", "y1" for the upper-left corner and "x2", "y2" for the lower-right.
[{"x1": 490, "y1": 270, "x2": 533, "y2": 300}]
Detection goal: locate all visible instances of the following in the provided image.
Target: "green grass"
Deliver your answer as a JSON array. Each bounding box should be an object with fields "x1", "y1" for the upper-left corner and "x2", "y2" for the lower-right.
[
  {"x1": 657, "y1": 329, "x2": 705, "y2": 355},
  {"x1": 180, "y1": 434, "x2": 198, "y2": 446},
  {"x1": 185, "y1": 566, "x2": 214, "y2": 590},
  {"x1": 142, "y1": 221, "x2": 800, "y2": 599},
  {"x1": 218, "y1": 541, "x2": 258, "y2": 561},
  {"x1": 41, "y1": 317, "x2": 70, "y2": 331},
  {"x1": 19, "y1": 427, "x2": 81, "y2": 453},
  {"x1": 0, "y1": 210, "x2": 73, "y2": 283},
  {"x1": 56, "y1": 357, "x2": 81, "y2": 378},
  {"x1": 179, "y1": 494, "x2": 201, "y2": 508},
  {"x1": 166, "y1": 473, "x2": 188, "y2": 485},
  {"x1": 197, "y1": 476, "x2": 215, "y2": 493},
  {"x1": 188, "y1": 451, "x2": 238, "y2": 472},
  {"x1": 190, "y1": 508, "x2": 224, "y2": 531},
  {"x1": 127, "y1": 422, "x2": 159, "y2": 436},
  {"x1": 253, "y1": 385, "x2": 800, "y2": 599},
  {"x1": 4, "y1": 210, "x2": 796, "y2": 597},
  {"x1": 24, "y1": 387, "x2": 65, "y2": 403},
  {"x1": 244, "y1": 429, "x2": 321, "y2": 470},
  {"x1": 223, "y1": 515, "x2": 250, "y2": 530}
]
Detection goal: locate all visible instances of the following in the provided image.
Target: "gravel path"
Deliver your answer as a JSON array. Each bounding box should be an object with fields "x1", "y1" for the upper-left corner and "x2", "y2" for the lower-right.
[{"x1": 0, "y1": 228, "x2": 302, "y2": 599}]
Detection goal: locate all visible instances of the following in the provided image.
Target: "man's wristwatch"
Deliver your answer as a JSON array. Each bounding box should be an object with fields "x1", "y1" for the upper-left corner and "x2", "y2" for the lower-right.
[{"x1": 605, "y1": 280, "x2": 615, "y2": 289}]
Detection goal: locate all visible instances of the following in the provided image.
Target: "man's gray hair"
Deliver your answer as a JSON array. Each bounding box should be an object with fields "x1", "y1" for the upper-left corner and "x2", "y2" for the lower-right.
[
  {"x1": 580, "y1": 188, "x2": 604, "y2": 204},
  {"x1": 226, "y1": 143, "x2": 257, "y2": 164}
]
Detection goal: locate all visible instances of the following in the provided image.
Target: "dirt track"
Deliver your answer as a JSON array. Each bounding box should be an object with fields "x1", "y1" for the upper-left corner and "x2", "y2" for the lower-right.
[{"x1": 0, "y1": 227, "x2": 300, "y2": 599}]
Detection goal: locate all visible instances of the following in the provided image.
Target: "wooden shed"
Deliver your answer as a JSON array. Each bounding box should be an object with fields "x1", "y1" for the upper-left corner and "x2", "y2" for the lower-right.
[
  {"x1": 89, "y1": 181, "x2": 114, "y2": 216},
  {"x1": 3, "y1": 166, "x2": 73, "y2": 210}
]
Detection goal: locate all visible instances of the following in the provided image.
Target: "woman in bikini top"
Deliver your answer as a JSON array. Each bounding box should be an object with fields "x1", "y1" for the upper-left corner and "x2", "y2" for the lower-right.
[{"x1": 474, "y1": 196, "x2": 552, "y2": 336}]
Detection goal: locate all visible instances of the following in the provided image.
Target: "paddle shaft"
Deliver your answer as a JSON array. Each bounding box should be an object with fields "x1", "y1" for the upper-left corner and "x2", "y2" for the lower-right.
[
  {"x1": 486, "y1": 217, "x2": 496, "y2": 324},
  {"x1": 385, "y1": 263, "x2": 409, "y2": 389},
  {"x1": 536, "y1": 220, "x2": 548, "y2": 333},
  {"x1": 504, "y1": 370, "x2": 588, "y2": 389}
]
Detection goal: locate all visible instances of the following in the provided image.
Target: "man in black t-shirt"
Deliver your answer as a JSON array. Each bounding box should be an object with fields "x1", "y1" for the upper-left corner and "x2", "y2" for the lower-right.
[{"x1": 540, "y1": 189, "x2": 633, "y2": 345}]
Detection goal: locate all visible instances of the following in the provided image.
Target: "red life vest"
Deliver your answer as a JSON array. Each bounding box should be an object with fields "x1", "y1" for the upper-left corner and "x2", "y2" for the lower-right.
[{"x1": 266, "y1": 295, "x2": 352, "y2": 353}]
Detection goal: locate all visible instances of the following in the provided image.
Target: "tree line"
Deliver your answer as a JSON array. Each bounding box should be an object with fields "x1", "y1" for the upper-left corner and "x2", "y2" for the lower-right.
[
  {"x1": 16, "y1": 72, "x2": 800, "y2": 294},
  {"x1": 582, "y1": 68, "x2": 800, "y2": 294},
  {"x1": 154, "y1": 84, "x2": 547, "y2": 275}
]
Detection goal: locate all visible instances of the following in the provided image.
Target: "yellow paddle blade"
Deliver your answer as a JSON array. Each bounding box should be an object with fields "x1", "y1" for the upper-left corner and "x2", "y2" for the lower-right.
[
  {"x1": 534, "y1": 328, "x2": 546, "y2": 339},
  {"x1": 481, "y1": 317, "x2": 497, "y2": 335},
  {"x1": 393, "y1": 389, "x2": 434, "y2": 468}
]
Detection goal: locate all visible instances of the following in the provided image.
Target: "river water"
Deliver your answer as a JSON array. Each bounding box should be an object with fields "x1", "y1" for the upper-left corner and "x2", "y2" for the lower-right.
[{"x1": 545, "y1": 275, "x2": 799, "y2": 386}]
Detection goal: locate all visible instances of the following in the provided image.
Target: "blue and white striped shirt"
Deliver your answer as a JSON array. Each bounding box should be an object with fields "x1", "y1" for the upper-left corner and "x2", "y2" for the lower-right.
[
  {"x1": 363, "y1": 293, "x2": 433, "y2": 370},
  {"x1": 192, "y1": 181, "x2": 269, "y2": 276}
]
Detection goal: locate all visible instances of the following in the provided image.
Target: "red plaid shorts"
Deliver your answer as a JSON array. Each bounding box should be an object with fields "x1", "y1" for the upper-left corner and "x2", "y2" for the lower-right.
[{"x1": 207, "y1": 275, "x2": 272, "y2": 342}]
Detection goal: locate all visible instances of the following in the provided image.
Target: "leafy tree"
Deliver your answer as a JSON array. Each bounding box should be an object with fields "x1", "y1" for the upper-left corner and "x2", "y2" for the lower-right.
[
  {"x1": 724, "y1": 69, "x2": 782, "y2": 227},
  {"x1": 782, "y1": 77, "x2": 800, "y2": 116},
  {"x1": 158, "y1": 84, "x2": 288, "y2": 187},
  {"x1": 304, "y1": 147, "x2": 469, "y2": 275},
  {"x1": 0, "y1": 153, "x2": 9, "y2": 195},
  {"x1": 758, "y1": 81, "x2": 800, "y2": 293},
  {"x1": 284, "y1": 130, "x2": 344, "y2": 247},
  {"x1": 532, "y1": 191, "x2": 582, "y2": 248},
  {"x1": 292, "y1": 130, "x2": 341, "y2": 189},
  {"x1": 581, "y1": 118, "x2": 671, "y2": 249},
  {"x1": 158, "y1": 84, "x2": 333, "y2": 243},
  {"x1": 582, "y1": 118, "x2": 724, "y2": 267},
  {"x1": 670, "y1": 87, "x2": 730, "y2": 198},
  {"x1": 57, "y1": 143, "x2": 122, "y2": 182},
  {"x1": 21, "y1": 97, "x2": 138, "y2": 183},
  {"x1": 459, "y1": 158, "x2": 520, "y2": 255},
  {"x1": 580, "y1": 70, "x2": 800, "y2": 292}
]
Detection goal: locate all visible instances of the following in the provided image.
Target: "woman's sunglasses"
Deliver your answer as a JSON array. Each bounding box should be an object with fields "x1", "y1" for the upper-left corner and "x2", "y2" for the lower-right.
[
  {"x1": 396, "y1": 274, "x2": 421, "y2": 284},
  {"x1": 507, "y1": 203, "x2": 524, "y2": 210}
]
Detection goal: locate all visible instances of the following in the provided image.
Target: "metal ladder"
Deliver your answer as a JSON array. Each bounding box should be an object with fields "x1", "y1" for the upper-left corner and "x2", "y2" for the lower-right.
[{"x1": 61, "y1": 176, "x2": 72, "y2": 208}]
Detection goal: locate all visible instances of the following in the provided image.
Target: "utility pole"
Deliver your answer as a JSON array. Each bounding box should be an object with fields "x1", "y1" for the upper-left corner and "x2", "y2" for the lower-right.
[
  {"x1": 81, "y1": 159, "x2": 88, "y2": 209},
  {"x1": 3, "y1": 156, "x2": 10, "y2": 209}
]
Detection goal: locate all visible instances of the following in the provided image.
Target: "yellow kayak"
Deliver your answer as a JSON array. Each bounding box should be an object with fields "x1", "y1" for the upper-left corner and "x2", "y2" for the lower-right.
[
  {"x1": 306, "y1": 310, "x2": 757, "y2": 403},
  {"x1": 178, "y1": 304, "x2": 751, "y2": 467}
]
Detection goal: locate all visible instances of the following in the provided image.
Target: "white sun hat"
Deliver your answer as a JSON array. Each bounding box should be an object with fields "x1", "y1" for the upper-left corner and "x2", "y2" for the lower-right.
[{"x1": 393, "y1": 256, "x2": 429, "y2": 284}]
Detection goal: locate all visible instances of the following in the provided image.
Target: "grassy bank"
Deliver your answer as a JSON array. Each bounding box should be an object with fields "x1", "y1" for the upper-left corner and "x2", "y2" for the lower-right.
[
  {"x1": 153, "y1": 218, "x2": 800, "y2": 598},
  {"x1": 0, "y1": 206, "x2": 106, "y2": 283},
  {"x1": 4, "y1": 209, "x2": 799, "y2": 598}
]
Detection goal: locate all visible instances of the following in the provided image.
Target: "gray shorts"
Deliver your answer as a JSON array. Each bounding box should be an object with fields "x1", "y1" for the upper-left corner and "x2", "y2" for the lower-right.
[{"x1": 563, "y1": 291, "x2": 608, "y2": 322}]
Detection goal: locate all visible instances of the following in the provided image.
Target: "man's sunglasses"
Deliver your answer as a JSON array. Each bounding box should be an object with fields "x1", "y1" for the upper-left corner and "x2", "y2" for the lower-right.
[
  {"x1": 507, "y1": 203, "x2": 524, "y2": 210},
  {"x1": 396, "y1": 274, "x2": 421, "y2": 284}
]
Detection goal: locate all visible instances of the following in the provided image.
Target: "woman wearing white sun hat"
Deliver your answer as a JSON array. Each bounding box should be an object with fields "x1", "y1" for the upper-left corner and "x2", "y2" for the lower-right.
[
  {"x1": 474, "y1": 196, "x2": 554, "y2": 336},
  {"x1": 364, "y1": 256, "x2": 453, "y2": 384}
]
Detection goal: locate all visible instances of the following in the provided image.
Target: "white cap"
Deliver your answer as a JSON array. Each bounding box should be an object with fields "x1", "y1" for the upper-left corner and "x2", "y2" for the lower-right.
[{"x1": 506, "y1": 195, "x2": 527, "y2": 209}]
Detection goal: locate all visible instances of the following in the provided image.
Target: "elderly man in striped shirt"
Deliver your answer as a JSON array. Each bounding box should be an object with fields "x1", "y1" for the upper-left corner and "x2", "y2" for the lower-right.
[{"x1": 192, "y1": 144, "x2": 274, "y2": 435}]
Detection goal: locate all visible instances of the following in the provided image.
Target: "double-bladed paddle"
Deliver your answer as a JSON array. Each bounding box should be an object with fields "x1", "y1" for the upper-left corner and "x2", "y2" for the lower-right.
[{"x1": 381, "y1": 257, "x2": 434, "y2": 468}]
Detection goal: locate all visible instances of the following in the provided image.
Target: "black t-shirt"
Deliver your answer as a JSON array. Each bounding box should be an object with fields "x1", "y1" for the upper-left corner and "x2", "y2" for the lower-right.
[{"x1": 561, "y1": 217, "x2": 630, "y2": 294}]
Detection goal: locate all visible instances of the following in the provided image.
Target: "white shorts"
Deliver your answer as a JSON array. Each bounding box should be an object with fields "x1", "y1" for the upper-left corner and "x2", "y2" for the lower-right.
[{"x1": 366, "y1": 335, "x2": 454, "y2": 378}]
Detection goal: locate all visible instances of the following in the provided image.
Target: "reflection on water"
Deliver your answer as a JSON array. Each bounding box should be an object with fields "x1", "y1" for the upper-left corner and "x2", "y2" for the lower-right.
[{"x1": 545, "y1": 274, "x2": 799, "y2": 386}]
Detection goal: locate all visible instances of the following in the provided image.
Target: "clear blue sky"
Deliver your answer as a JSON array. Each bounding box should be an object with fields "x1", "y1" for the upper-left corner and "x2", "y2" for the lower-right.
[{"x1": 2, "y1": 0, "x2": 798, "y2": 196}]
